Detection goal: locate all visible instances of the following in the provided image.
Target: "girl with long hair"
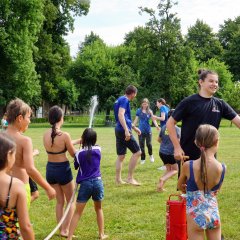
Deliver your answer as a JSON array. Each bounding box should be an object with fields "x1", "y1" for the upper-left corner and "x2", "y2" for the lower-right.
[
  {"x1": 133, "y1": 98, "x2": 160, "y2": 164},
  {"x1": 178, "y1": 124, "x2": 225, "y2": 240},
  {"x1": 43, "y1": 105, "x2": 80, "y2": 237},
  {"x1": 0, "y1": 132, "x2": 34, "y2": 239}
]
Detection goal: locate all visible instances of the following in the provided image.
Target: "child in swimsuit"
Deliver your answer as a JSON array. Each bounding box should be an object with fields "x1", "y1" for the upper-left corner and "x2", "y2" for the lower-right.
[
  {"x1": 178, "y1": 124, "x2": 225, "y2": 240},
  {"x1": 67, "y1": 128, "x2": 108, "y2": 240},
  {"x1": 43, "y1": 105, "x2": 81, "y2": 237},
  {"x1": 0, "y1": 132, "x2": 34, "y2": 239}
]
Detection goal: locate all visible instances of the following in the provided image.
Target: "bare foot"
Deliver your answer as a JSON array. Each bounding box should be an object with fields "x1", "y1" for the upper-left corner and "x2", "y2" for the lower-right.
[
  {"x1": 157, "y1": 179, "x2": 164, "y2": 192},
  {"x1": 60, "y1": 230, "x2": 75, "y2": 238},
  {"x1": 126, "y1": 178, "x2": 141, "y2": 186},
  {"x1": 116, "y1": 179, "x2": 127, "y2": 185},
  {"x1": 157, "y1": 188, "x2": 166, "y2": 192},
  {"x1": 99, "y1": 234, "x2": 109, "y2": 239}
]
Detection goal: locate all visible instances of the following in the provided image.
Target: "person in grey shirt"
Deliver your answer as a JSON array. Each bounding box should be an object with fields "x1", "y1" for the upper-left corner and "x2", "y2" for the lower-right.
[{"x1": 157, "y1": 109, "x2": 181, "y2": 192}]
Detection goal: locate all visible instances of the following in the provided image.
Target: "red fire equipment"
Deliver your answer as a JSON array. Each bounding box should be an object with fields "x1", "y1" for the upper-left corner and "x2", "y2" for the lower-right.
[{"x1": 166, "y1": 194, "x2": 187, "y2": 240}]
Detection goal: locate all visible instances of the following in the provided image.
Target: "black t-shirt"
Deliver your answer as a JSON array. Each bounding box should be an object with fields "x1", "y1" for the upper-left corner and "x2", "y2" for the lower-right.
[{"x1": 172, "y1": 94, "x2": 237, "y2": 160}]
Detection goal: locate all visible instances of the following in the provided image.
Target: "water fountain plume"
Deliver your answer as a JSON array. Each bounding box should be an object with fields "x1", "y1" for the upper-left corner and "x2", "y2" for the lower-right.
[{"x1": 89, "y1": 95, "x2": 98, "y2": 128}]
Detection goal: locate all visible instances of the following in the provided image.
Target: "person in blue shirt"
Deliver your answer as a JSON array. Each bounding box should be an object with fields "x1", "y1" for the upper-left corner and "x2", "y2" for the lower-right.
[
  {"x1": 133, "y1": 98, "x2": 160, "y2": 164},
  {"x1": 114, "y1": 85, "x2": 141, "y2": 186},
  {"x1": 156, "y1": 98, "x2": 170, "y2": 128},
  {"x1": 1, "y1": 113, "x2": 8, "y2": 131}
]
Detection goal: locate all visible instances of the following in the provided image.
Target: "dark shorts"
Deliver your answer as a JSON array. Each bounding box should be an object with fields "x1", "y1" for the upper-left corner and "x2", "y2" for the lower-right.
[
  {"x1": 115, "y1": 129, "x2": 140, "y2": 155},
  {"x1": 29, "y1": 178, "x2": 38, "y2": 193},
  {"x1": 46, "y1": 161, "x2": 73, "y2": 185},
  {"x1": 159, "y1": 152, "x2": 177, "y2": 165},
  {"x1": 77, "y1": 177, "x2": 104, "y2": 203}
]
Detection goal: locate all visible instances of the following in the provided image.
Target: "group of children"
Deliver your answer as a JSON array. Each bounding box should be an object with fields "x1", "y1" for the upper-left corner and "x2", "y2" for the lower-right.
[
  {"x1": 0, "y1": 97, "x2": 225, "y2": 240},
  {"x1": 0, "y1": 99, "x2": 108, "y2": 239}
]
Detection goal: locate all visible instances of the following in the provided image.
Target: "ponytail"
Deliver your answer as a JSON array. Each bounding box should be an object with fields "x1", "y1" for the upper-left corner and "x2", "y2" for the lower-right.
[
  {"x1": 200, "y1": 148, "x2": 208, "y2": 193},
  {"x1": 51, "y1": 123, "x2": 61, "y2": 147}
]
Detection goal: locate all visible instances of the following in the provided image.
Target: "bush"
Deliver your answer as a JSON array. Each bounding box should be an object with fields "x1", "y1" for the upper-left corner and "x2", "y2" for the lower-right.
[{"x1": 30, "y1": 114, "x2": 117, "y2": 127}]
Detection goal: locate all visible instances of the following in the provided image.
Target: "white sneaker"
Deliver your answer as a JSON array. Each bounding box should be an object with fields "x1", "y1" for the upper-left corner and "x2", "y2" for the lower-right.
[
  {"x1": 157, "y1": 166, "x2": 166, "y2": 170},
  {"x1": 140, "y1": 160, "x2": 146, "y2": 164},
  {"x1": 150, "y1": 155, "x2": 155, "y2": 163}
]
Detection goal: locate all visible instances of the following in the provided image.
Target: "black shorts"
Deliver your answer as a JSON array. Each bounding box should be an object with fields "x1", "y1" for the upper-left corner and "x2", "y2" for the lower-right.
[
  {"x1": 159, "y1": 152, "x2": 177, "y2": 165},
  {"x1": 29, "y1": 178, "x2": 38, "y2": 193},
  {"x1": 115, "y1": 129, "x2": 140, "y2": 155},
  {"x1": 46, "y1": 161, "x2": 73, "y2": 185}
]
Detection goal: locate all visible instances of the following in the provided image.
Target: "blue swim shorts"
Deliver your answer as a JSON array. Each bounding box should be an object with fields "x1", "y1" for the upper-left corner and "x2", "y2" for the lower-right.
[{"x1": 46, "y1": 161, "x2": 73, "y2": 185}]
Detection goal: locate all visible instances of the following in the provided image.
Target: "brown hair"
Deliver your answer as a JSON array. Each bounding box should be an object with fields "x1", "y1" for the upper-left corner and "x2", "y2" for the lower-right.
[
  {"x1": 0, "y1": 132, "x2": 16, "y2": 170},
  {"x1": 195, "y1": 124, "x2": 219, "y2": 192},
  {"x1": 48, "y1": 106, "x2": 63, "y2": 146},
  {"x1": 6, "y1": 98, "x2": 31, "y2": 124},
  {"x1": 198, "y1": 69, "x2": 218, "y2": 81},
  {"x1": 125, "y1": 85, "x2": 137, "y2": 95},
  {"x1": 157, "y1": 98, "x2": 170, "y2": 108}
]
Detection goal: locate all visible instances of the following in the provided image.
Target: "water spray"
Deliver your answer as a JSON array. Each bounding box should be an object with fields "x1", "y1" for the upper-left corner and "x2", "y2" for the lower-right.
[{"x1": 89, "y1": 95, "x2": 98, "y2": 128}]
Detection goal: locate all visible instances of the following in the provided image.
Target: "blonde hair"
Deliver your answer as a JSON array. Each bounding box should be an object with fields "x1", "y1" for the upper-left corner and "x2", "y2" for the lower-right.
[
  {"x1": 141, "y1": 98, "x2": 150, "y2": 113},
  {"x1": 6, "y1": 98, "x2": 31, "y2": 124}
]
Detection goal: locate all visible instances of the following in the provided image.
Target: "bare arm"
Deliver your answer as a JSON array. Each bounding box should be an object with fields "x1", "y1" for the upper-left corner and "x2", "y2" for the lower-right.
[
  {"x1": 72, "y1": 138, "x2": 81, "y2": 145},
  {"x1": 118, "y1": 107, "x2": 131, "y2": 140},
  {"x1": 155, "y1": 112, "x2": 166, "y2": 121},
  {"x1": 177, "y1": 162, "x2": 189, "y2": 193},
  {"x1": 150, "y1": 110, "x2": 160, "y2": 130},
  {"x1": 65, "y1": 132, "x2": 78, "y2": 157},
  {"x1": 132, "y1": 115, "x2": 141, "y2": 135},
  {"x1": 166, "y1": 117, "x2": 184, "y2": 161},
  {"x1": 16, "y1": 182, "x2": 35, "y2": 240},
  {"x1": 23, "y1": 137, "x2": 56, "y2": 200},
  {"x1": 33, "y1": 149, "x2": 39, "y2": 157},
  {"x1": 231, "y1": 115, "x2": 240, "y2": 128},
  {"x1": 133, "y1": 115, "x2": 139, "y2": 127}
]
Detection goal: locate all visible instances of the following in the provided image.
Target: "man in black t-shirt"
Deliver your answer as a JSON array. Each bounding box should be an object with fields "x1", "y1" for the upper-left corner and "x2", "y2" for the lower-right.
[{"x1": 167, "y1": 69, "x2": 240, "y2": 162}]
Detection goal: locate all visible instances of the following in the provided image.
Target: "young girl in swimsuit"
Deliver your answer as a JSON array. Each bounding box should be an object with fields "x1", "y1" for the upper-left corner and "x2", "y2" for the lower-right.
[
  {"x1": 67, "y1": 128, "x2": 108, "y2": 240},
  {"x1": 178, "y1": 124, "x2": 225, "y2": 240},
  {"x1": 0, "y1": 132, "x2": 34, "y2": 239},
  {"x1": 43, "y1": 105, "x2": 81, "y2": 237}
]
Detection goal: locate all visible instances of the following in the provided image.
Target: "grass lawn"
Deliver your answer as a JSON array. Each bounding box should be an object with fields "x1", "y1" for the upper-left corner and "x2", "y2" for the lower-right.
[{"x1": 26, "y1": 121, "x2": 240, "y2": 240}]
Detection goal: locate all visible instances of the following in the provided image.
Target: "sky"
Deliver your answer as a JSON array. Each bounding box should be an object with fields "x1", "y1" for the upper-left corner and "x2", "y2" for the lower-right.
[{"x1": 64, "y1": 0, "x2": 240, "y2": 57}]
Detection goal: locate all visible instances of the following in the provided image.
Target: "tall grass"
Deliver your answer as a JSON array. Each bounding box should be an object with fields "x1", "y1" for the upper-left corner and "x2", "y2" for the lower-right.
[{"x1": 26, "y1": 121, "x2": 240, "y2": 240}]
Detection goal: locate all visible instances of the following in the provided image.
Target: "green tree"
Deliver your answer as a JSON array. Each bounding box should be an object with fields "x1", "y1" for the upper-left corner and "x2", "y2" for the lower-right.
[
  {"x1": 79, "y1": 31, "x2": 104, "y2": 52},
  {"x1": 218, "y1": 17, "x2": 240, "y2": 81},
  {"x1": 128, "y1": 0, "x2": 197, "y2": 106},
  {"x1": 68, "y1": 40, "x2": 139, "y2": 118},
  {"x1": 224, "y1": 82, "x2": 240, "y2": 112},
  {"x1": 186, "y1": 19, "x2": 223, "y2": 63},
  {"x1": 34, "y1": 0, "x2": 90, "y2": 106},
  {"x1": 0, "y1": 0, "x2": 44, "y2": 108},
  {"x1": 218, "y1": 16, "x2": 240, "y2": 49}
]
